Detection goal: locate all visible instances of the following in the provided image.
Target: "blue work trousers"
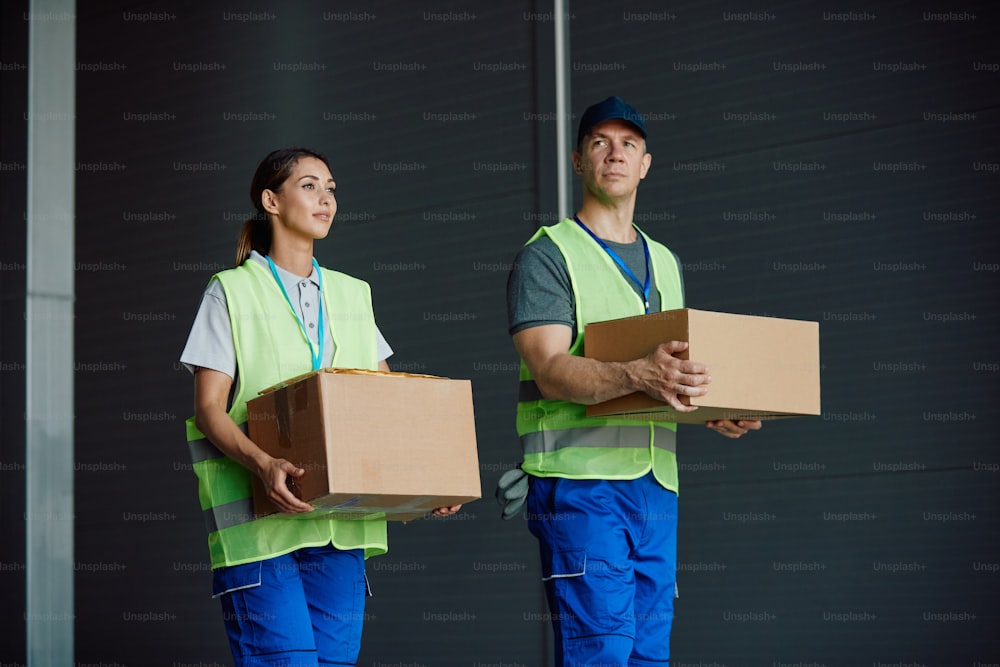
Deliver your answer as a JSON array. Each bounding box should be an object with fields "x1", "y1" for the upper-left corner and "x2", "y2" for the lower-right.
[
  {"x1": 527, "y1": 472, "x2": 678, "y2": 667},
  {"x1": 212, "y1": 544, "x2": 368, "y2": 666}
]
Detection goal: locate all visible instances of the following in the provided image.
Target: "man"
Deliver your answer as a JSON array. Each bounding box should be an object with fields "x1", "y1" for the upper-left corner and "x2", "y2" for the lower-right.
[{"x1": 503, "y1": 97, "x2": 761, "y2": 666}]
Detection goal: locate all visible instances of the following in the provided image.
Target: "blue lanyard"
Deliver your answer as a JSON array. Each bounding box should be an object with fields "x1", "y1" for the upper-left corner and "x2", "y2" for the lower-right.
[
  {"x1": 265, "y1": 256, "x2": 325, "y2": 371},
  {"x1": 574, "y1": 216, "x2": 652, "y2": 314}
]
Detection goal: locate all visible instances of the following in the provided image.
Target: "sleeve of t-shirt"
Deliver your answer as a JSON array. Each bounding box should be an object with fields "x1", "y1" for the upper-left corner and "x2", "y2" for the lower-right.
[
  {"x1": 179, "y1": 279, "x2": 236, "y2": 378},
  {"x1": 375, "y1": 327, "x2": 393, "y2": 362},
  {"x1": 506, "y1": 236, "x2": 575, "y2": 336}
]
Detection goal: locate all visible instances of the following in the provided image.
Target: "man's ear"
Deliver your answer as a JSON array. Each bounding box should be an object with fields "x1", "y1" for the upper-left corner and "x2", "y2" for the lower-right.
[
  {"x1": 572, "y1": 151, "x2": 583, "y2": 175},
  {"x1": 638, "y1": 152, "x2": 652, "y2": 180}
]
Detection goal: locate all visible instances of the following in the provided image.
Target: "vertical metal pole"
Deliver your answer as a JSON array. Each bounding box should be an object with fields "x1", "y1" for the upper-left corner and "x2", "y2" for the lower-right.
[
  {"x1": 553, "y1": 0, "x2": 572, "y2": 220},
  {"x1": 26, "y1": 0, "x2": 76, "y2": 663}
]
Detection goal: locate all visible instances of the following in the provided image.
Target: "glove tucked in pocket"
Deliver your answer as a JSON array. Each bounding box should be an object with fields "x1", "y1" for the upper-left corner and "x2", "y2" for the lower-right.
[{"x1": 495, "y1": 467, "x2": 529, "y2": 520}]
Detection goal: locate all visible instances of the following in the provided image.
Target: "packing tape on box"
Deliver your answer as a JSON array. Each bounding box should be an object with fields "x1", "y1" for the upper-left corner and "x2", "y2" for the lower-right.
[
  {"x1": 294, "y1": 381, "x2": 309, "y2": 410},
  {"x1": 271, "y1": 381, "x2": 311, "y2": 449},
  {"x1": 275, "y1": 387, "x2": 293, "y2": 450}
]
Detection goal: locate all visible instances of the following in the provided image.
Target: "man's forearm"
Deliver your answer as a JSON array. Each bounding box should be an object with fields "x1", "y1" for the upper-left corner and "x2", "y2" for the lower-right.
[{"x1": 533, "y1": 353, "x2": 641, "y2": 405}]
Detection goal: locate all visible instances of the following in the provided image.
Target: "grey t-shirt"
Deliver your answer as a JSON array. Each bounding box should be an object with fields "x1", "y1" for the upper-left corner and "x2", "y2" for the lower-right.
[
  {"x1": 507, "y1": 234, "x2": 684, "y2": 337},
  {"x1": 180, "y1": 250, "x2": 392, "y2": 380}
]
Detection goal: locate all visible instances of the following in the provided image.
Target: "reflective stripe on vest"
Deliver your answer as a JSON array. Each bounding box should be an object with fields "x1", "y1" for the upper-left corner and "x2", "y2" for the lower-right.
[
  {"x1": 516, "y1": 218, "x2": 684, "y2": 487},
  {"x1": 187, "y1": 423, "x2": 256, "y2": 534},
  {"x1": 203, "y1": 497, "x2": 255, "y2": 534},
  {"x1": 522, "y1": 425, "x2": 676, "y2": 456}
]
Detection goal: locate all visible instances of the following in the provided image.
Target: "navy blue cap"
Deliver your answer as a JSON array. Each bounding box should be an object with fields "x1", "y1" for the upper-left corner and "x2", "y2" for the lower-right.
[{"x1": 576, "y1": 96, "x2": 647, "y2": 147}]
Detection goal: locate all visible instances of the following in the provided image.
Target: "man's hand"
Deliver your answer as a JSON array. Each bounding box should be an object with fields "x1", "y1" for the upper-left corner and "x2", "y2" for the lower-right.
[
  {"x1": 705, "y1": 419, "x2": 762, "y2": 439},
  {"x1": 513, "y1": 325, "x2": 712, "y2": 407},
  {"x1": 632, "y1": 341, "x2": 710, "y2": 412}
]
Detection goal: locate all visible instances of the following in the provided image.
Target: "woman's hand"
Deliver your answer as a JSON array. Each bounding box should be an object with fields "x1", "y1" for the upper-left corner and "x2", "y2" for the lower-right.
[
  {"x1": 195, "y1": 368, "x2": 314, "y2": 514},
  {"x1": 431, "y1": 505, "x2": 462, "y2": 518},
  {"x1": 258, "y1": 456, "x2": 314, "y2": 514}
]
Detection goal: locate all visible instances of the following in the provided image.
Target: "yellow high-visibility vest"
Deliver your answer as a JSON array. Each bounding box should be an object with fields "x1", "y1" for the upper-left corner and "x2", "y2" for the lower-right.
[
  {"x1": 517, "y1": 218, "x2": 684, "y2": 491},
  {"x1": 185, "y1": 259, "x2": 386, "y2": 569}
]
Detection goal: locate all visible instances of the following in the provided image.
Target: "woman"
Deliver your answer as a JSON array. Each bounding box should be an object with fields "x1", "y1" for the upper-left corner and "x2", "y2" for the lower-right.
[{"x1": 180, "y1": 148, "x2": 459, "y2": 665}]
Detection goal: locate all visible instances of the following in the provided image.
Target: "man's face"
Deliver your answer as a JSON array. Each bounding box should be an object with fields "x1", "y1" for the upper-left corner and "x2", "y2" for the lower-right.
[{"x1": 573, "y1": 119, "x2": 652, "y2": 203}]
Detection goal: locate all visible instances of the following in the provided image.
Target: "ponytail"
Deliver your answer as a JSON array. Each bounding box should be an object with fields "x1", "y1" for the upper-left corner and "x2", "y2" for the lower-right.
[{"x1": 235, "y1": 214, "x2": 271, "y2": 267}]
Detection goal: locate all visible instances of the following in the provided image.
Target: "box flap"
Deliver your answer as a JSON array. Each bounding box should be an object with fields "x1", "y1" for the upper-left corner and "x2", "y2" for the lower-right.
[{"x1": 257, "y1": 367, "x2": 450, "y2": 395}]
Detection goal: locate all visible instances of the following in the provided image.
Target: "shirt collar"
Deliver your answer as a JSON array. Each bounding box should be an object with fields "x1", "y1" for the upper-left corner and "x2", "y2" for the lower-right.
[{"x1": 249, "y1": 250, "x2": 320, "y2": 287}]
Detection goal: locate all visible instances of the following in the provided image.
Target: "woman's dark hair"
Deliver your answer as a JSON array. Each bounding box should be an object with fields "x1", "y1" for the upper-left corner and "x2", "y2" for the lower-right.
[{"x1": 235, "y1": 147, "x2": 331, "y2": 266}]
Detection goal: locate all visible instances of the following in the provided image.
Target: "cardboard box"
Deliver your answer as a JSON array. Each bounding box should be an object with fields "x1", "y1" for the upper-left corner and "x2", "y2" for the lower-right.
[
  {"x1": 247, "y1": 368, "x2": 481, "y2": 521},
  {"x1": 585, "y1": 308, "x2": 820, "y2": 423}
]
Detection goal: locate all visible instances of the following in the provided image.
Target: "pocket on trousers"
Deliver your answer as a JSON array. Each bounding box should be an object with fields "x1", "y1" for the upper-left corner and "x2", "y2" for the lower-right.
[
  {"x1": 211, "y1": 561, "x2": 263, "y2": 599},
  {"x1": 541, "y1": 548, "x2": 586, "y2": 582},
  {"x1": 547, "y1": 552, "x2": 630, "y2": 637}
]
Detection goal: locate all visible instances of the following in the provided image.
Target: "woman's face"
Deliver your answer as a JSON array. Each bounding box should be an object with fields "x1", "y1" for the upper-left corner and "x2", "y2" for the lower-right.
[{"x1": 266, "y1": 156, "x2": 338, "y2": 240}]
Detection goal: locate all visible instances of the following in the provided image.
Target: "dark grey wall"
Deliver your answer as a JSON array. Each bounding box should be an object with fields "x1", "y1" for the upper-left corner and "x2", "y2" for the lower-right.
[{"x1": 2, "y1": 1, "x2": 998, "y2": 665}]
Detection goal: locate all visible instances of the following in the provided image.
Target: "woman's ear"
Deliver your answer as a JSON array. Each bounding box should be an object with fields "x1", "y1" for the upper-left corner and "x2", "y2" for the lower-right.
[{"x1": 261, "y1": 189, "x2": 280, "y2": 215}]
